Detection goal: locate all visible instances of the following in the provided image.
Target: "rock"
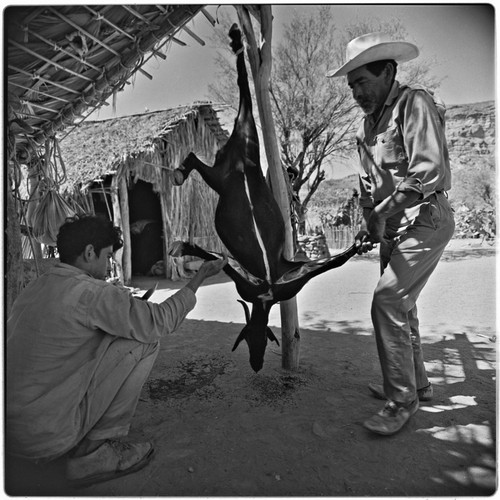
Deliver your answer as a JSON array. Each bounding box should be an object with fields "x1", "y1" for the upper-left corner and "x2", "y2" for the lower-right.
[
  {"x1": 446, "y1": 100, "x2": 495, "y2": 167},
  {"x1": 470, "y1": 124, "x2": 485, "y2": 138},
  {"x1": 297, "y1": 234, "x2": 331, "y2": 260}
]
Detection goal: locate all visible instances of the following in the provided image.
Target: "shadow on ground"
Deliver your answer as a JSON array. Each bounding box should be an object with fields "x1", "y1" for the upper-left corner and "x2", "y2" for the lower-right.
[{"x1": 5, "y1": 317, "x2": 496, "y2": 497}]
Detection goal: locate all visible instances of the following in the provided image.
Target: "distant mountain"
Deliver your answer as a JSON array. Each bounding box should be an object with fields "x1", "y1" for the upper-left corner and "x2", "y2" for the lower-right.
[{"x1": 329, "y1": 174, "x2": 359, "y2": 191}]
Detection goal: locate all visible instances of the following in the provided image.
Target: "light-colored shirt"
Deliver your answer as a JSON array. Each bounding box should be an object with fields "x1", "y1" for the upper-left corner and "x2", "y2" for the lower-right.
[
  {"x1": 356, "y1": 81, "x2": 452, "y2": 234},
  {"x1": 6, "y1": 262, "x2": 196, "y2": 460}
]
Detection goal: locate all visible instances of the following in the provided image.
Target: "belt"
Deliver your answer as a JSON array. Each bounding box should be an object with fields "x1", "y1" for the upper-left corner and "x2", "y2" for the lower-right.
[{"x1": 374, "y1": 190, "x2": 446, "y2": 204}]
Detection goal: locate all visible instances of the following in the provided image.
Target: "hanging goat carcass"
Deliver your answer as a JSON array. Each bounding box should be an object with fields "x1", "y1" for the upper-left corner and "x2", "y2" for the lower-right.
[{"x1": 171, "y1": 24, "x2": 358, "y2": 372}]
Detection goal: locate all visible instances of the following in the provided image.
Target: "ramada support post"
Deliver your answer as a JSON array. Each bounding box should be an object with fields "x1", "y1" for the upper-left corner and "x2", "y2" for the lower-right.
[
  {"x1": 112, "y1": 164, "x2": 132, "y2": 285},
  {"x1": 236, "y1": 5, "x2": 300, "y2": 371},
  {"x1": 110, "y1": 174, "x2": 125, "y2": 283}
]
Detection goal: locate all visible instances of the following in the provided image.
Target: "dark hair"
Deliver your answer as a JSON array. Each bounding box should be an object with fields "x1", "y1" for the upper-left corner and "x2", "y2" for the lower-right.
[
  {"x1": 366, "y1": 59, "x2": 398, "y2": 79},
  {"x1": 57, "y1": 214, "x2": 123, "y2": 264}
]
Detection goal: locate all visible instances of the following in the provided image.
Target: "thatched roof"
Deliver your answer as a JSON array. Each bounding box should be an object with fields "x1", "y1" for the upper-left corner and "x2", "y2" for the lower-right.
[
  {"x1": 57, "y1": 102, "x2": 230, "y2": 189},
  {"x1": 6, "y1": 5, "x2": 214, "y2": 162}
]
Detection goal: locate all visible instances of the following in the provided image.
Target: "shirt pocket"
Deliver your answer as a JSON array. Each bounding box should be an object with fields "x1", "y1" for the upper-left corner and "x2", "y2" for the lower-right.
[
  {"x1": 428, "y1": 196, "x2": 443, "y2": 229},
  {"x1": 412, "y1": 199, "x2": 441, "y2": 231},
  {"x1": 375, "y1": 126, "x2": 407, "y2": 169}
]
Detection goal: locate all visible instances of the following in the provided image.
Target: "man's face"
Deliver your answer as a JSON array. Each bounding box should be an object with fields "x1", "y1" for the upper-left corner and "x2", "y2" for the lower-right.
[
  {"x1": 88, "y1": 245, "x2": 114, "y2": 280},
  {"x1": 347, "y1": 64, "x2": 392, "y2": 116}
]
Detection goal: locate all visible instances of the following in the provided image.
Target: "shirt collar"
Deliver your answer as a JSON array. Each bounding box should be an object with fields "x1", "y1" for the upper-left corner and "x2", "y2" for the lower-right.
[
  {"x1": 52, "y1": 261, "x2": 93, "y2": 278},
  {"x1": 366, "y1": 80, "x2": 401, "y2": 127},
  {"x1": 384, "y1": 80, "x2": 401, "y2": 108}
]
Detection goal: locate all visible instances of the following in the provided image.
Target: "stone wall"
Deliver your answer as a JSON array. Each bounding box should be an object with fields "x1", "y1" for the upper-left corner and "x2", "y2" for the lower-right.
[{"x1": 297, "y1": 234, "x2": 331, "y2": 260}]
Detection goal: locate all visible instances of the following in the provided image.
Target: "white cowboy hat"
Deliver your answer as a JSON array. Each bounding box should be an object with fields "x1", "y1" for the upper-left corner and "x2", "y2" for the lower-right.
[{"x1": 327, "y1": 32, "x2": 419, "y2": 78}]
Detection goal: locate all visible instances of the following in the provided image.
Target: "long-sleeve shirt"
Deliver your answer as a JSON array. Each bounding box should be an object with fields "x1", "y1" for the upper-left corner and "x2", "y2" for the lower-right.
[
  {"x1": 356, "y1": 81, "x2": 452, "y2": 235},
  {"x1": 6, "y1": 262, "x2": 196, "y2": 460}
]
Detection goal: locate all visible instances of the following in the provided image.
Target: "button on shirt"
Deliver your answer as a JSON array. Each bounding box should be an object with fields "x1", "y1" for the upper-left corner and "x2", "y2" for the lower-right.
[
  {"x1": 356, "y1": 81, "x2": 452, "y2": 233},
  {"x1": 6, "y1": 263, "x2": 196, "y2": 460}
]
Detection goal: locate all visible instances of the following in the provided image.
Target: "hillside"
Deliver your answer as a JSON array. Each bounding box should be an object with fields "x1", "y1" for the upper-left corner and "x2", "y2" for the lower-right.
[
  {"x1": 307, "y1": 99, "x2": 496, "y2": 238},
  {"x1": 446, "y1": 100, "x2": 495, "y2": 168}
]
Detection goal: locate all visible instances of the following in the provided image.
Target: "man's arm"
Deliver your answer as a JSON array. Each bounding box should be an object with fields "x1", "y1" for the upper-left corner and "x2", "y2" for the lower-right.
[
  {"x1": 355, "y1": 190, "x2": 421, "y2": 253},
  {"x1": 92, "y1": 256, "x2": 227, "y2": 343},
  {"x1": 367, "y1": 190, "x2": 421, "y2": 243},
  {"x1": 355, "y1": 207, "x2": 375, "y2": 254},
  {"x1": 184, "y1": 256, "x2": 227, "y2": 293}
]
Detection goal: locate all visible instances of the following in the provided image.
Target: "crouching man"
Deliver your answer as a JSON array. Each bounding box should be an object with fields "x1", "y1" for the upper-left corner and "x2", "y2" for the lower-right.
[{"x1": 6, "y1": 214, "x2": 226, "y2": 487}]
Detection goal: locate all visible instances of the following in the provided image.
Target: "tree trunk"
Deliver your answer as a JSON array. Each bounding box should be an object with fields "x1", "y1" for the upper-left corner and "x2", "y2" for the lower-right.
[
  {"x1": 297, "y1": 203, "x2": 308, "y2": 236},
  {"x1": 236, "y1": 5, "x2": 300, "y2": 371}
]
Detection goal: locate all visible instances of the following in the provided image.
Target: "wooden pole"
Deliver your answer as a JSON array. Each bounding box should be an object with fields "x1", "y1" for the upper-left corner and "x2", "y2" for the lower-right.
[
  {"x1": 117, "y1": 168, "x2": 132, "y2": 284},
  {"x1": 26, "y1": 162, "x2": 44, "y2": 262},
  {"x1": 110, "y1": 174, "x2": 124, "y2": 283},
  {"x1": 236, "y1": 5, "x2": 301, "y2": 371},
  {"x1": 160, "y1": 194, "x2": 171, "y2": 279}
]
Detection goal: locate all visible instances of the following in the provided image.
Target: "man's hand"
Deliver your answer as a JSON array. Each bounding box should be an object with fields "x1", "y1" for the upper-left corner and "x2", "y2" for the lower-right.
[
  {"x1": 185, "y1": 255, "x2": 228, "y2": 293},
  {"x1": 355, "y1": 230, "x2": 376, "y2": 255},
  {"x1": 367, "y1": 209, "x2": 388, "y2": 244},
  {"x1": 198, "y1": 255, "x2": 228, "y2": 278},
  {"x1": 366, "y1": 190, "x2": 421, "y2": 245}
]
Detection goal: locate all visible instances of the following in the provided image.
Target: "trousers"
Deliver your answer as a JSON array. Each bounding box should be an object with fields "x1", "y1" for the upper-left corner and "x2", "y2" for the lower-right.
[
  {"x1": 75, "y1": 338, "x2": 159, "y2": 445},
  {"x1": 371, "y1": 192, "x2": 455, "y2": 405}
]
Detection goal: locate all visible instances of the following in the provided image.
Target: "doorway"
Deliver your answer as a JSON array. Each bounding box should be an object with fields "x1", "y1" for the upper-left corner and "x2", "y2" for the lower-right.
[{"x1": 128, "y1": 180, "x2": 163, "y2": 275}]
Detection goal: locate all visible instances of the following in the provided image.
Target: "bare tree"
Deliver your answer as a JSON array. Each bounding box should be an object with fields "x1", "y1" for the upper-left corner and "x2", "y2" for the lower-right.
[
  {"x1": 207, "y1": 7, "x2": 443, "y2": 237},
  {"x1": 270, "y1": 7, "x2": 357, "y2": 234},
  {"x1": 207, "y1": 10, "x2": 247, "y2": 110},
  {"x1": 338, "y1": 18, "x2": 442, "y2": 90}
]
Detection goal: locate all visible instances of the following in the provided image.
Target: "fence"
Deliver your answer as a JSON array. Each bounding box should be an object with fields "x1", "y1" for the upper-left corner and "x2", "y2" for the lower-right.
[{"x1": 323, "y1": 226, "x2": 357, "y2": 250}]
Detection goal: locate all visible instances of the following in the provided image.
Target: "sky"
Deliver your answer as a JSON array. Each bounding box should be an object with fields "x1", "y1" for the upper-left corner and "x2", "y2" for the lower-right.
[{"x1": 89, "y1": 2, "x2": 496, "y2": 122}]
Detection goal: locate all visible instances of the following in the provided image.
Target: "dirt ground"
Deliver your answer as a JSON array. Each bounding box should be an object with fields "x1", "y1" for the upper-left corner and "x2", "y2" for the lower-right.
[{"x1": 5, "y1": 239, "x2": 497, "y2": 497}]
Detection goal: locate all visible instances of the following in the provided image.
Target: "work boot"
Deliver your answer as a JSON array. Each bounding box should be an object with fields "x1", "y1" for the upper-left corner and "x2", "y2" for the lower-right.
[
  {"x1": 368, "y1": 382, "x2": 433, "y2": 401},
  {"x1": 66, "y1": 440, "x2": 154, "y2": 488},
  {"x1": 364, "y1": 399, "x2": 419, "y2": 436}
]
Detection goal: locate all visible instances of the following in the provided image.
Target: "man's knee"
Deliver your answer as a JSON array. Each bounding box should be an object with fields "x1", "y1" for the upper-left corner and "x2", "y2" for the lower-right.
[
  {"x1": 371, "y1": 283, "x2": 413, "y2": 319},
  {"x1": 373, "y1": 284, "x2": 399, "y2": 309}
]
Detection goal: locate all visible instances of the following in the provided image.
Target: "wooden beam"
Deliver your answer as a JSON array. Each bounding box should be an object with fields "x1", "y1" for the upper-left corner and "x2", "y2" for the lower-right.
[
  {"x1": 200, "y1": 8, "x2": 216, "y2": 26},
  {"x1": 19, "y1": 25, "x2": 103, "y2": 73},
  {"x1": 47, "y1": 7, "x2": 153, "y2": 80},
  {"x1": 160, "y1": 193, "x2": 171, "y2": 280},
  {"x1": 117, "y1": 170, "x2": 132, "y2": 284},
  {"x1": 236, "y1": 5, "x2": 301, "y2": 371},
  {"x1": 110, "y1": 175, "x2": 124, "y2": 282},
  {"x1": 182, "y1": 25, "x2": 205, "y2": 46},
  {"x1": 9, "y1": 80, "x2": 72, "y2": 104},
  {"x1": 8, "y1": 38, "x2": 94, "y2": 82},
  {"x1": 8, "y1": 64, "x2": 81, "y2": 95}
]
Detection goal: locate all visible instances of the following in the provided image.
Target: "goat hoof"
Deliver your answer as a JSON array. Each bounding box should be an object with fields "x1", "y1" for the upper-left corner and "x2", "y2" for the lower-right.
[
  {"x1": 172, "y1": 169, "x2": 185, "y2": 186},
  {"x1": 168, "y1": 241, "x2": 185, "y2": 257}
]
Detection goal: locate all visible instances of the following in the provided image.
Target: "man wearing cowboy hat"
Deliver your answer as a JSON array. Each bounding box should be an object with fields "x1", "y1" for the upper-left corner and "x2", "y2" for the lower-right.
[{"x1": 328, "y1": 33, "x2": 455, "y2": 435}]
